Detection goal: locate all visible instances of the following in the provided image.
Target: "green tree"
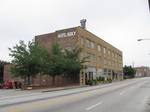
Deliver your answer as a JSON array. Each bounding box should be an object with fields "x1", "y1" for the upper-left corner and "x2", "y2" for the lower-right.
[
  {"x1": 9, "y1": 40, "x2": 89, "y2": 86},
  {"x1": 9, "y1": 40, "x2": 49, "y2": 85},
  {"x1": 45, "y1": 42, "x2": 65, "y2": 85},
  {"x1": 123, "y1": 65, "x2": 136, "y2": 79},
  {"x1": 44, "y1": 43, "x2": 88, "y2": 85},
  {"x1": 64, "y1": 47, "x2": 88, "y2": 78}
]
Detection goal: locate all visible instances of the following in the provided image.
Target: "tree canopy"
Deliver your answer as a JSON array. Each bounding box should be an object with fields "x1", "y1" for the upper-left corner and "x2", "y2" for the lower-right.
[
  {"x1": 9, "y1": 40, "x2": 49, "y2": 85},
  {"x1": 9, "y1": 40, "x2": 88, "y2": 85},
  {"x1": 123, "y1": 65, "x2": 136, "y2": 79},
  {"x1": 44, "y1": 43, "x2": 88, "y2": 85}
]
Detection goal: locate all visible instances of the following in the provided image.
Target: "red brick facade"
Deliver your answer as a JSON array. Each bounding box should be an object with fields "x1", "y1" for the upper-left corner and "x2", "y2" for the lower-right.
[
  {"x1": 3, "y1": 64, "x2": 11, "y2": 82},
  {"x1": 3, "y1": 64, "x2": 79, "y2": 88}
]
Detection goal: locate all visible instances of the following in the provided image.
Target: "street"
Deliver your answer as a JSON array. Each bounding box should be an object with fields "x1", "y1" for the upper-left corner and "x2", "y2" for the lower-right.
[{"x1": 1, "y1": 77, "x2": 150, "y2": 112}]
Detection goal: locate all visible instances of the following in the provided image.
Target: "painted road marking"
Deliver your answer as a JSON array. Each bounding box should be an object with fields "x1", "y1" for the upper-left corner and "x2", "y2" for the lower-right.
[{"x1": 85, "y1": 101, "x2": 103, "y2": 111}]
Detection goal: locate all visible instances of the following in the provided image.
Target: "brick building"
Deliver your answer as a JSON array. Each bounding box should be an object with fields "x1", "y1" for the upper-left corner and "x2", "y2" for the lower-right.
[
  {"x1": 3, "y1": 64, "x2": 23, "y2": 83},
  {"x1": 35, "y1": 21, "x2": 123, "y2": 85},
  {"x1": 3, "y1": 64, "x2": 78, "y2": 87},
  {"x1": 3, "y1": 64, "x2": 11, "y2": 82},
  {"x1": 3, "y1": 21, "x2": 123, "y2": 87},
  {"x1": 135, "y1": 66, "x2": 150, "y2": 77}
]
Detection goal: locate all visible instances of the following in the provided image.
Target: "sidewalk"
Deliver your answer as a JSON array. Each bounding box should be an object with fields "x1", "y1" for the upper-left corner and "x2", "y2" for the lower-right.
[
  {"x1": 28, "y1": 80, "x2": 122, "y2": 93},
  {"x1": 0, "y1": 82, "x2": 118, "y2": 107},
  {"x1": 0, "y1": 79, "x2": 134, "y2": 108},
  {"x1": 0, "y1": 79, "x2": 127, "y2": 99}
]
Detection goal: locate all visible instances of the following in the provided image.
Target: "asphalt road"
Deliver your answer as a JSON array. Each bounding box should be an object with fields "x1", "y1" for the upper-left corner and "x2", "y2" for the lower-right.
[{"x1": 1, "y1": 77, "x2": 150, "y2": 112}]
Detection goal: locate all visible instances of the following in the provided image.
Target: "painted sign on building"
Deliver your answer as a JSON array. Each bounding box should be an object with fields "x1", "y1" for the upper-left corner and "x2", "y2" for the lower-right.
[{"x1": 57, "y1": 31, "x2": 76, "y2": 38}]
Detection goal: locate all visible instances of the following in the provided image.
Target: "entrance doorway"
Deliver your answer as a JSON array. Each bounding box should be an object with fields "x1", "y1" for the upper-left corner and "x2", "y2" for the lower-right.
[{"x1": 85, "y1": 72, "x2": 93, "y2": 84}]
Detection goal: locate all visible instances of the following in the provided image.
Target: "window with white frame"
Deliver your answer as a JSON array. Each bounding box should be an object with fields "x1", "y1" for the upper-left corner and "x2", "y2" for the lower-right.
[
  {"x1": 112, "y1": 52, "x2": 114, "y2": 57},
  {"x1": 86, "y1": 39, "x2": 90, "y2": 48},
  {"x1": 108, "y1": 50, "x2": 111, "y2": 56},
  {"x1": 90, "y1": 41, "x2": 94, "y2": 49},
  {"x1": 104, "y1": 59, "x2": 107, "y2": 65},
  {"x1": 103, "y1": 47, "x2": 106, "y2": 54},
  {"x1": 98, "y1": 45, "x2": 101, "y2": 51}
]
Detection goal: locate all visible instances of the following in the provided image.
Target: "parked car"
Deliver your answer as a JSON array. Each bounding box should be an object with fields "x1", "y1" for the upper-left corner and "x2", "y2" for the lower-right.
[{"x1": 3, "y1": 80, "x2": 13, "y2": 89}]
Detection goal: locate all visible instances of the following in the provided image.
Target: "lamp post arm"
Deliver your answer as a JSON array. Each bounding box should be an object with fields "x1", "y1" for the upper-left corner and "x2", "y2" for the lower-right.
[{"x1": 137, "y1": 38, "x2": 150, "y2": 41}]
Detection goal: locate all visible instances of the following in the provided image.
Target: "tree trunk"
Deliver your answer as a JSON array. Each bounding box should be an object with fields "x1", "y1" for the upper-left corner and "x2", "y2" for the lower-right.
[
  {"x1": 52, "y1": 76, "x2": 55, "y2": 86},
  {"x1": 39, "y1": 73, "x2": 41, "y2": 86},
  {"x1": 27, "y1": 74, "x2": 31, "y2": 85}
]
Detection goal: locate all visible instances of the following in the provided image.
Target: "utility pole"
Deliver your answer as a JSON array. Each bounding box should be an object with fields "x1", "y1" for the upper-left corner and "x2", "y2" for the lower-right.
[{"x1": 148, "y1": 0, "x2": 150, "y2": 11}]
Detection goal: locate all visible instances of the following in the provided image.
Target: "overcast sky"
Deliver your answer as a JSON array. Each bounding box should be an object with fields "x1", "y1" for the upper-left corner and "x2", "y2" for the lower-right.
[{"x1": 0, "y1": 0, "x2": 150, "y2": 67}]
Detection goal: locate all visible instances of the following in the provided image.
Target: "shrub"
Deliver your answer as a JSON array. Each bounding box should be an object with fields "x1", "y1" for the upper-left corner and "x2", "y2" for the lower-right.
[
  {"x1": 106, "y1": 78, "x2": 112, "y2": 83},
  {"x1": 97, "y1": 76, "x2": 105, "y2": 82},
  {"x1": 87, "y1": 79, "x2": 98, "y2": 86}
]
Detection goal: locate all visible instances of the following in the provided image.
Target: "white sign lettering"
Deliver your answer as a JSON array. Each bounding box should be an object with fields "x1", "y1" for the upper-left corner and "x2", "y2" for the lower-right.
[{"x1": 57, "y1": 31, "x2": 76, "y2": 38}]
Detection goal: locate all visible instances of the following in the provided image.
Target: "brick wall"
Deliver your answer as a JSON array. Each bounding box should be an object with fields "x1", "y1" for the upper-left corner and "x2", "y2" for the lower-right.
[
  {"x1": 3, "y1": 64, "x2": 11, "y2": 82},
  {"x1": 3, "y1": 64, "x2": 79, "y2": 87}
]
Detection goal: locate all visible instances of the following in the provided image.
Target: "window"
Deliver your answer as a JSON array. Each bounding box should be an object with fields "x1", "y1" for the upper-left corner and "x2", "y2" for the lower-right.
[
  {"x1": 108, "y1": 61, "x2": 111, "y2": 66},
  {"x1": 98, "y1": 56, "x2": 102, "y2": 64},
  {"x1": 98, "y1": 45, "x2": 101, "y2": 51},
  {"x1": 90, "y1": 54, "x2": 95, "y2": 60},
  {"x1": 115, "y1": 53, "x2": 117, "y2": 58},
  {"x1": 115, "y1": 63, "x2": 117, "y2": 67},
  {"x1": 111, "y1": 61, "x2": 113, "y2": 67},
  {"x1": 108, "y1": 50, "x2": 111, "y2": 55},
  {"x1": 108, "y1": 70, "x2": 111, "y2": 75},
  {"x1": 85, "y1": 39, "x2": 94, "y2": 49},
  {"x1": 86, "y1": 39, "x2": 90, "y2": 48},
  {"x1": 87, "y1": 53, "x2": 96, "y2": 61},
  {"x1": 104, "y1": 59, "x2": 107, "y2": 65},
  {"x1": 119, "y1": 64, "x2": 121, "y2": 68},
  {"x1": 90, "y1": 41, "x2": 94, "y2": 49},
  {"x1": 104, "y1": 69, "x2": 108, "y2": 75},
  {"x1": 112, "y1": 52, "x2": 114, "y2": 57},
  {"x1": 111, "y1": 62, "x2": 113, "y2": 67},
  {"x1": 103, "y1": 47, "x2": 106, "y2": 54}
]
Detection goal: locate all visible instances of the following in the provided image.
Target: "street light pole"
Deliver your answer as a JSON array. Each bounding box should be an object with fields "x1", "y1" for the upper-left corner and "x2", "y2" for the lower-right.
[
  {"x1": 148, "y1": 0, "x2": 150, "y2": 12},
  {"x1": 137, "y1": 38, "x2": 150, "y2": 56},
  {"x1": 137, "y1": 38, "x2": 150, "y2": 41}
]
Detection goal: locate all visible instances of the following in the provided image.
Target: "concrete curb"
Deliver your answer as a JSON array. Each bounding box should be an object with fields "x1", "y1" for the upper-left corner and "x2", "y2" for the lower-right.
[{"x1": 42, "y1": 85, "x2": 89, "y2": 92}]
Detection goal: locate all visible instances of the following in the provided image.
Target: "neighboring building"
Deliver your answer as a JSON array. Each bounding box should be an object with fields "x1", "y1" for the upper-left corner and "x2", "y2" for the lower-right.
[
  {"x1": 3, "y1": 64, "x2": 22, "y2": 82},
  {"x1": 3, "y1": 64, "x2": 11, "y2": 82},
  {"x1": 135, "y1": 66, "x2": 150, "y2": 77},
  {"x1": 35, "y1": 21, "x2": 123, "y2": 85}
]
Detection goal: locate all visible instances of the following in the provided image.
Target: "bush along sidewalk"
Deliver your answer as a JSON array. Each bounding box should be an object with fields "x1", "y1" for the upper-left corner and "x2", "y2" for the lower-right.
[{"x1": 86, "y1": 76, "x2": 112, "y2": 86}]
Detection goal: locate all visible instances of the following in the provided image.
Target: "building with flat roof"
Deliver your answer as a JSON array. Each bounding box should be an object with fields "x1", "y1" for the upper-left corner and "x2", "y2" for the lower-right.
[
  {"x1": 35, "y1": 22, "x2": 123, "y2": 85},
  {"x1": 135, "y1": 66, "x2": 150, "y2": 77}
]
